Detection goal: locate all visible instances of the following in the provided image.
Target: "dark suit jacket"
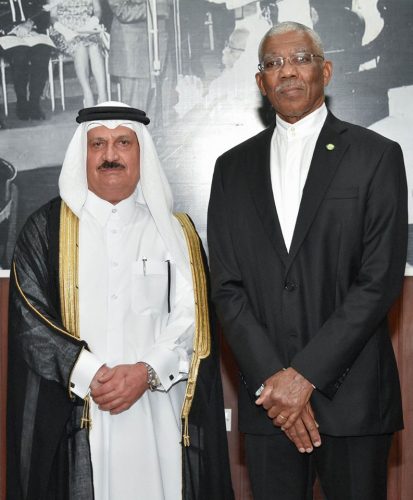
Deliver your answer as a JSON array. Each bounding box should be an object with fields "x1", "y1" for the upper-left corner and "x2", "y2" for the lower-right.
[{"x1": 207, "y1": 111, "x2": 407, "y2": 436}]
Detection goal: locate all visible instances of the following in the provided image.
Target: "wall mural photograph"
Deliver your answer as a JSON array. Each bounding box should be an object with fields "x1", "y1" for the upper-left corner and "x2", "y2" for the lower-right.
[{"x1": 0, "y1": 0, "x2": 412, "y2": 274}]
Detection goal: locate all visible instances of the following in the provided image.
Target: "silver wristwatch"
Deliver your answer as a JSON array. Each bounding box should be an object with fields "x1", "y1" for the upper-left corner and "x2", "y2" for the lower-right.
[{"x1": 142, "y1": 362, "x2": 160, "y2": 391}]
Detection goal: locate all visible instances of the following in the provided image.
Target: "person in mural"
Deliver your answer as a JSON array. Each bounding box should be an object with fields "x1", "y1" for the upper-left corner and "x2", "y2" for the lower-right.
[
  {"x1": 0, "y1": 0, "x2": 51, "y2": 120},
  {"x1": 107, "y1": 0, "x2": 170, "y2": 114},
  {"x1": 208, "y1": 21, "x2": 407, "y2": 500},
  {"x1": 310, "y1": 0, "x2": 365, "y2": 75},
  {"x1": 48, "y1": 0, "x2": 108, "y2": 107},
  {"x1": 357, "y1": 0, "x2": 413, "y2": 124},
  {"x1": 0, "y1": 157, "x2": 18, "y2": 269},
  {"x1": 7, "y1": 101, "x2": 233, "y2": 500},
  {"x1": 180, "y1": 0, "x2": 208, "y2": 78}
]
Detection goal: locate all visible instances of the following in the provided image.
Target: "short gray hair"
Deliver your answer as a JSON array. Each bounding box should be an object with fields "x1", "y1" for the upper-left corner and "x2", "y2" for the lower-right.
[{"x1": 258, "y1": 22, "x2": 324, "y2": 62}]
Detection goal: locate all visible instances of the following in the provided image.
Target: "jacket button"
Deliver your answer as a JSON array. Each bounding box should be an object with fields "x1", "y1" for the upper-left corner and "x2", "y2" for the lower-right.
[{"x1": 284, "y1": 281, "x2": 297, "y2": 292}]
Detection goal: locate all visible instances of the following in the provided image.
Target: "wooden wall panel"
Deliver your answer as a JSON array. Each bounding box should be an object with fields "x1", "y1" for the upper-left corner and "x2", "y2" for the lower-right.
[
  {"x1": 1, "y1": 276, "x2": 412, "y2": 500},
  {"x1": 0, "y1": 278, "x2": 9, "y2": 500},
  {"x1": 392, "y1": 279, "x2": 413, "y2": 498}
]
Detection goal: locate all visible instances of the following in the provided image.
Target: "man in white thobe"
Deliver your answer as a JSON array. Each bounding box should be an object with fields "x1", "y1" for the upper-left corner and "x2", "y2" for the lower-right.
[
  {"x1": 63, "y1": 102, "x2": 194, "y2": 500},
  {"x1": 7, "y1": 102, "x2": 234, "y2": 500}
]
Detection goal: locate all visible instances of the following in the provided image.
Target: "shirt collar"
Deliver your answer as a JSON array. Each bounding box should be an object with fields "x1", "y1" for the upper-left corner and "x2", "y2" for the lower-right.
[
  {"x1": 82, "y1": 189, "x2": 138, "y2": 227},
  {"x1": 275, "y1": 103, "x2": 328, "y2": 138}
]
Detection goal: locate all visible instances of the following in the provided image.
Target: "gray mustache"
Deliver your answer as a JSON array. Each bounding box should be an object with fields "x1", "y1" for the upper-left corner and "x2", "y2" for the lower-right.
[{"x1": 276, "y1": 81, "x2": 305, "y2": 93}]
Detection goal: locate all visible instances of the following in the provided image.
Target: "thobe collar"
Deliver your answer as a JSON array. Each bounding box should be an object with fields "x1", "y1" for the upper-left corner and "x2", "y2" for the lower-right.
[
  {"x1": 275, "y1": 103, "x2": 328, "y2": 139},
  {"x1": 82, "y1": 189, "x2": 138, "y2": 227}
]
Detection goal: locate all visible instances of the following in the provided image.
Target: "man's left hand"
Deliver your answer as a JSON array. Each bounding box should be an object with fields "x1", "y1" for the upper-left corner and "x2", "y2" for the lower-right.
[
  {"x1": 255, "y1": 367, "x2": 314, "y2": 429},
  {"x1": 281, "y1": 402, "x2": 321, "y2": 453},
  {"x1": 90, "y1": 363, "x2": 148, "y2": 415}
]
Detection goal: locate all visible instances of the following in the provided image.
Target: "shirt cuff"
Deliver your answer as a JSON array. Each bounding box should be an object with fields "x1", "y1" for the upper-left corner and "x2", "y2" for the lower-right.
[
  {"x1": 70, "y1": 349, "x2": 103, "y2": 399},
  {"x1": 141, "y1": 346, "x2": 187, "y2": 392},
  {"x1": 255, "y1": 384, "x2": 265, "y2": 397}
]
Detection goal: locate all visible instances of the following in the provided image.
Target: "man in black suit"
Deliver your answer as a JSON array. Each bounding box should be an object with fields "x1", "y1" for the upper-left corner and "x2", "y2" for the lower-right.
[{"x1": 207, "y1": 21, "x2": 407, "y2": 500}]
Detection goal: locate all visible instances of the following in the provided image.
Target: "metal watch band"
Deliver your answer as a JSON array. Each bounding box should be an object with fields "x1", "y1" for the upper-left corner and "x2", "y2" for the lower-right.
[{"x1": 142, "y1": 362, "x2": 160, "y2": 392}]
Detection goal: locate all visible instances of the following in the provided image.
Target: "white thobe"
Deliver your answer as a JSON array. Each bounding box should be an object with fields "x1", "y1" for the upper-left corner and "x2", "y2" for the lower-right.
[
  {"x1": 270, "y1": 104, "x2": 328, "y2": 251},
  {"x1": 70, "y1": 189, "x2": 195, "y2": 500}
]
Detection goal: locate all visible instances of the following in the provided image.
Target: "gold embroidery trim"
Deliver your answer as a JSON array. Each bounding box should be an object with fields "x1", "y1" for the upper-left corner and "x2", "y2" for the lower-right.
[
  {"x1": 59, "y1": 201, "x2": 80, "y2": 340},
  {"x1": 59, "y1": 202, "x2": 91, "y2": 426},
  {"x1": 175, "y1": 212, "x2": 211, "y2": 447}
]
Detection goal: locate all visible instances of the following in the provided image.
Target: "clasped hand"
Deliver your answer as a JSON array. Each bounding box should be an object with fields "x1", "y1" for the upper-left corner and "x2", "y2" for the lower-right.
[
  {"x1": 256, "y1": 367, "x2": 321, "y2": 453},
  {"x1": 90, "y1": 363, "x2": 148, "y2": 415}
]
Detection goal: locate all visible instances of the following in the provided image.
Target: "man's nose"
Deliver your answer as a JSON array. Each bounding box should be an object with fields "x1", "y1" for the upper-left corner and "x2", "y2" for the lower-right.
[
  {"x1": 279, "y1": 58, "x2": 298, "y2": 78},
  {"x1": 104, "y1": 143, "x2": 119, "y2": 161}
]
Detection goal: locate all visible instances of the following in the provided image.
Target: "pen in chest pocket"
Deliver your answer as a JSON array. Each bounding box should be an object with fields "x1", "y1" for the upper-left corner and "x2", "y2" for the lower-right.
[
  {"x1": 166, "y1": 259, "x2": 171, "y2": 314},
  {"x1": 141, "y1": 258, "x2": 171, "y2": 313}
]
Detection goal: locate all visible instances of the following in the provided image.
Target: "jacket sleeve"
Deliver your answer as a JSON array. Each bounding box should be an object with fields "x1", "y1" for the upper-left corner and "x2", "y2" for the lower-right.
[
  {"x1": 207, "y1": 157, "x2": 285, "y2": 397},
  {"x1": 291, "y1": 140, "x2": 408, "y2": 398}
]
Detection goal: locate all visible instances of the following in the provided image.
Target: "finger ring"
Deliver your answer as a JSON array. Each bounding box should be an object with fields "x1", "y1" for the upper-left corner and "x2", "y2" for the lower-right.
[{"x1": 278, "y1": 414, "x2": 287, "y2": 421}]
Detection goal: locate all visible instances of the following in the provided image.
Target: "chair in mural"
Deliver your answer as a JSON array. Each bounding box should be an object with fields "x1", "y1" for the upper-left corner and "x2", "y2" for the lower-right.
[
  {"x1": 0, "y1": 158, "x2": 18, "y2": 269},
  {"x1": 0, "y1": 57, "x2": 9, "y2": 117}
]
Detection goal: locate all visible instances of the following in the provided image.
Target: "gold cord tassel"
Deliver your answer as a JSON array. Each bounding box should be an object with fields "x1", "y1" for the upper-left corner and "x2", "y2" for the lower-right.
[
  {"x1": 80, "y1": 394, "x2": 92, "y2": 430},
  {"x1": 183, "y1": 418, "x2": 190, "y2": 447}
]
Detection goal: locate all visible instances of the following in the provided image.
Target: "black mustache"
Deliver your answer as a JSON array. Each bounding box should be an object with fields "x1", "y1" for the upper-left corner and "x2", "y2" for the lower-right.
[{"x1": 98, "y1": 161, "x2": 125, "y2": 170}]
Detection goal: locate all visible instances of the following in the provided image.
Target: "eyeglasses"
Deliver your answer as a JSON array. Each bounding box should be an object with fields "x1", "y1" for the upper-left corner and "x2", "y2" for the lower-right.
[{"x1": 258, "y1": 52, "x2": 324, "y2": 72}]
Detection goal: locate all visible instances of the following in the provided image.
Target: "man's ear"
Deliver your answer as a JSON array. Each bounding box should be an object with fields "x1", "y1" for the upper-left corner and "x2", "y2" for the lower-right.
[
  {"x1": 323, "y1": 60, "x2": 333, "y2": 87},
  {"x1": 255, "y1": 72, "x2": 267, "y2": 96}
]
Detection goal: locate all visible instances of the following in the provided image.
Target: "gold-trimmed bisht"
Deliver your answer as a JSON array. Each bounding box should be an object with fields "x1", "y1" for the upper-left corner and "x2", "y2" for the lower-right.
[
  {"x1": 59, "y1": 201, "x2": 91, "y2": 429},
  {"x1": 174, "y1": 213, "x2": 211, "y2": 447},
  {"x1": 12, "y1": 201, "x2": 90, "y2": 427}
]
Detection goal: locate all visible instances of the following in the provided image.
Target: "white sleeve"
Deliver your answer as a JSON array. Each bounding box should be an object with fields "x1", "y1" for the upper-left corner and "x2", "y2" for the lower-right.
[
  {"x1": 141, "y1": 265, "x2": 195, "y2": 391},
  {"x1": 70, "y1": 348, "x2": 104, "y2": 399}
]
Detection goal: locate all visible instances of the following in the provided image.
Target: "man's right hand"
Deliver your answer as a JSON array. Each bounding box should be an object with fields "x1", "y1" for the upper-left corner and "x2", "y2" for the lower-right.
[
  {"x1": 90, "y1": 363, "x2": 149, "y2": 414},
  {"x1": 279, "y1": 402, "x2": 322, "y2": 453},
  {"x1": 90, "y1": 364, "x2": 110, "y2": 392}
]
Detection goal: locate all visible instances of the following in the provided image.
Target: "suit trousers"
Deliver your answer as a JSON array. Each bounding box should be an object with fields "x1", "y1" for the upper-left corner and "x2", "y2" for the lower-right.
[
  {"x1": 245, "y1": 432, "x2": 393, "y2": 500},
  {"x1": 6, "y1": 45, "x2": 51, "y2": 104}
]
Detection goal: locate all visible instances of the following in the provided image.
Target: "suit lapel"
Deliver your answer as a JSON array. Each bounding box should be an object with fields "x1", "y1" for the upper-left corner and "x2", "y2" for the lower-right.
[
  {"x1": 287, "y1": 113, "x2": 349, "y2": 269},
  {"x1": 248, "y1": 125, "x2": 289, "y2": 266}
]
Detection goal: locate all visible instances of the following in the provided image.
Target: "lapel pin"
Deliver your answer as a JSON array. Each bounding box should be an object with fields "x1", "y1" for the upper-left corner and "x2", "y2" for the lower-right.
[{"x1": 326, "y1": 143, "x2": 335, "y2": 151}]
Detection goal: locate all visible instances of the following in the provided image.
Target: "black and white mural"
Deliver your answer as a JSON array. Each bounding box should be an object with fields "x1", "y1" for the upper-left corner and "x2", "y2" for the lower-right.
[{"x1": 0, "y1": 0, "x2": 412, "y2": 274}]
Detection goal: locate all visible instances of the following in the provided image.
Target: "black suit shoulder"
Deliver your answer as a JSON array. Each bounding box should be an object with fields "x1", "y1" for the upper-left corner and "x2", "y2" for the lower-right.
[
  {"x1": 327, "y1": 113, "x2": 401, "y2": 155},
  {"x1": 217, "y1": 125, "x2": 273, "y2": 162},
  {"x1": 214, "y1": 124, "x2": 274, "y2": 183}
]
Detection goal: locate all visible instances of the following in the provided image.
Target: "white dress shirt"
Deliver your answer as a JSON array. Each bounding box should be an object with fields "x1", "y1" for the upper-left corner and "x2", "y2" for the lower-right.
[{"x1": 270, "y1": 104, "x2": 328, "y2": 251}]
